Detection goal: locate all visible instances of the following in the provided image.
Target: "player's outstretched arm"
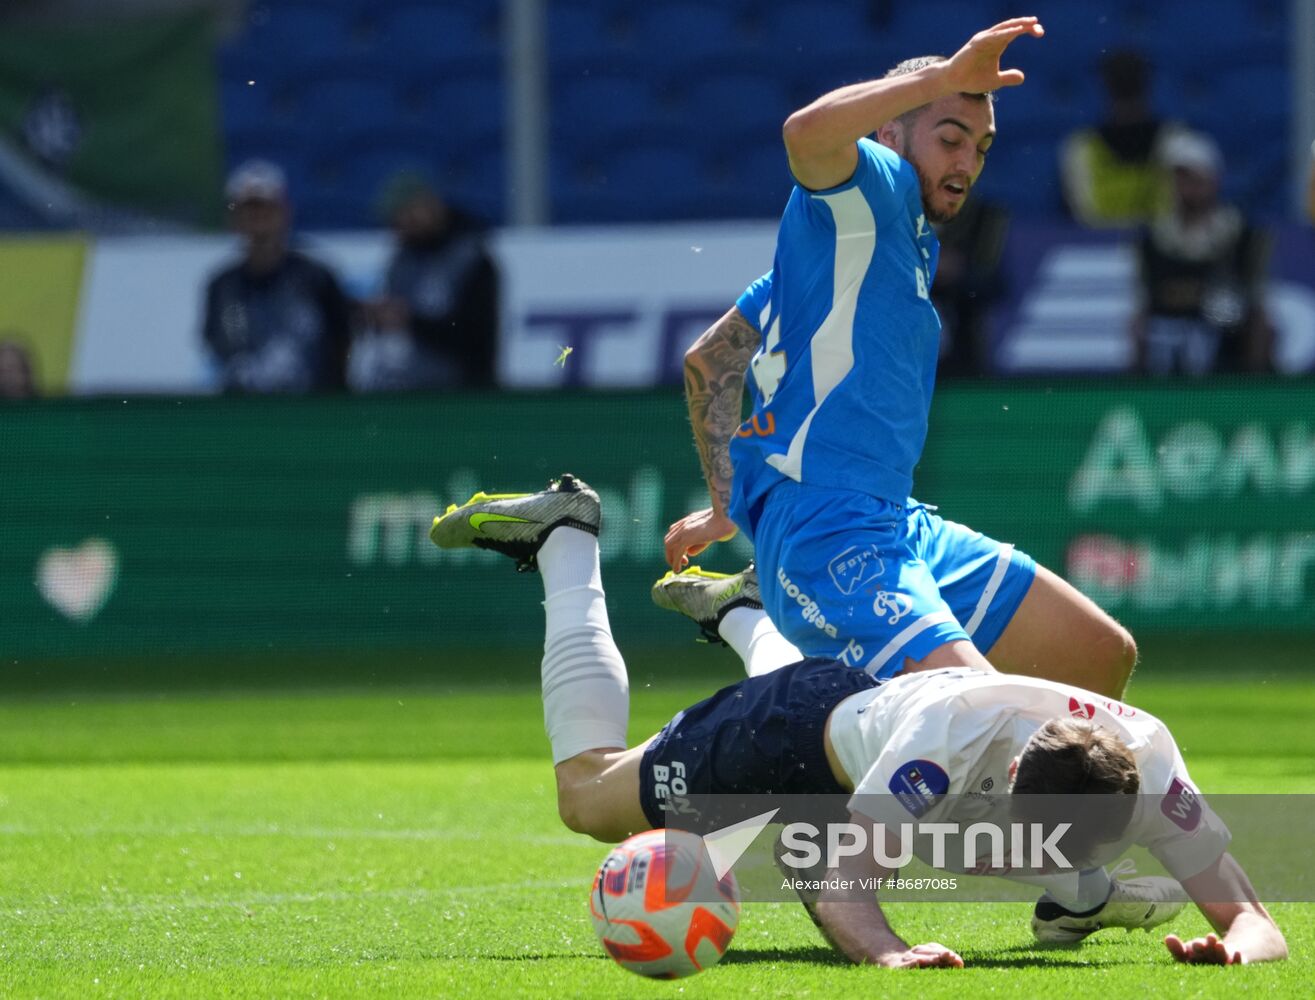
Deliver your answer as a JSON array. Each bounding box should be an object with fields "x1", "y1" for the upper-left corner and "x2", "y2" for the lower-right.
[
  {"x1": 808, "y1": 821, "x2": 964, "y2": 969},
  {"x1": 665, "y1": 306, "x2": 760, "y2": 569},
  {"x1": 1167, "y1": 852, "x2": 1288, "y2": 965},
  {"x1": 783, "y1": 17, "x2": 1043, "y2": 190}
]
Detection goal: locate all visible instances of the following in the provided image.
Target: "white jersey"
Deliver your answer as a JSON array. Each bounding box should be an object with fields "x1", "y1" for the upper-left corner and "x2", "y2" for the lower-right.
[{"x1": 827, "y1": 668, "x2": 1229, "y2": 882}]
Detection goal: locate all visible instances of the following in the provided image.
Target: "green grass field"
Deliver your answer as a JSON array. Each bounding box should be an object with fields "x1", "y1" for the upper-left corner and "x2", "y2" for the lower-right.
[{"x1": 0, "y1": 654, "x2": 1311, "y2": 999}]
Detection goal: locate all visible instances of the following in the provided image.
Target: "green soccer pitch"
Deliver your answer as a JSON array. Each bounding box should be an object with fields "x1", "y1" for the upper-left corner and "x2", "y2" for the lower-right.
[{"x1": 0, "y1": 649, "x2": 1311, "y2": 999}]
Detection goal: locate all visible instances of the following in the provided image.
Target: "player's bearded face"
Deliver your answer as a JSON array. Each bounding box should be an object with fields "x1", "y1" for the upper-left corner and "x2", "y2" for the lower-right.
[
  {"x1": 912, "y1": 161, "x2": 968, "y2": 224},
  {"x1": 901, "y1": 96, "x2": 994, "y2": 224}
]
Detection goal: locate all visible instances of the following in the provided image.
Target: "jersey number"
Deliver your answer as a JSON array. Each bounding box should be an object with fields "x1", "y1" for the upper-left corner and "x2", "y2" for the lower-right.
[{"x1": 751, "y1": 315, "x2": 786, "y2": 403}]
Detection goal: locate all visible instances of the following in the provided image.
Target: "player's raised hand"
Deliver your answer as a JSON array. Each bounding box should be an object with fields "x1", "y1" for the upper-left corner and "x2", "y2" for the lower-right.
[
  {"x1": 881, "y1": 942, "x2": 965, "y2": 969},
  {"x1": 664, "y1": 507, "x2": 737, "y2": 570},
  {"x1": 942, "y1": 16, "x2": 1044, "y2": 95},
  {"x1": 1165, "y1": 932, "x2": 1244, "y2": 965}
]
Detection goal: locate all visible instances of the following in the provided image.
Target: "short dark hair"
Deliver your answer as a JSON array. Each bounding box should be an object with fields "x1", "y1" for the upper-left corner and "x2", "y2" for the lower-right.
[
  {"x1": 1013, "y1": 718, "x2": 1141, "y2": 796},
  {"x1": 884, "y1": 55, "x2": 994, "y2": 127},
  {"x1": 1011, "y1": 718, "x2": 1140, "y2": 864}
]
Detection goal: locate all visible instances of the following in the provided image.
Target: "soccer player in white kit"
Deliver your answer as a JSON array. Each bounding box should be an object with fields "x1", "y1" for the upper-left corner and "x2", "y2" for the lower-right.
[{"x1": 432, "y1": 475, "x2": 1287, "y2": 969}]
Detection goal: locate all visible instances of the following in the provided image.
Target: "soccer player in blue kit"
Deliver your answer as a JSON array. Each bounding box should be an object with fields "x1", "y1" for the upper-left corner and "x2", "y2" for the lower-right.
[{"x1": 664, "y1": 18, "x2": 1137, "y2": 696}]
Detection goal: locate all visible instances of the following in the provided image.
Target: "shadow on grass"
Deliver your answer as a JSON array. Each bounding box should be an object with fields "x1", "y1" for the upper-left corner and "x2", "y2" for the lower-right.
[
  {"x1": 478, "y1": 952, "x2": 610, "y2": 963},
  {"x1": 470, "y1": 943, "x2": 1143, "y2": 970},
  {"x1": 720, "y1": 944, "x2": 849, "y2": 966},
  {"x1": 717, "y1": 940, "x2": 1144, "y2": 970},
  {"x1": 961, "y1": 942, "x2": 1141, "y2": 969}
]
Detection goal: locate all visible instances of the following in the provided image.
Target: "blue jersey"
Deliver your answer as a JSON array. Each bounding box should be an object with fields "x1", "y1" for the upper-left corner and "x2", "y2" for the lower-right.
[
  {"x1": 735, "y1": 271, "x2": 773, "y2": 332},
  {"x1": 728, "y1": 138, "x2": 941, "y2": 531},
  {"x1": 735, "y1": 271, "x2": 772, "y2": 398}
]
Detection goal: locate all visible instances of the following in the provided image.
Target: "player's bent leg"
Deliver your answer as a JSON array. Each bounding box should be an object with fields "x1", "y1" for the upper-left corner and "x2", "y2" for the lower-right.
[
  {"x1": 986, "y1": 564, "x2": 1137, "y2": 699},
  {"x1": 651, "y1": 564, "x2": 805, "y2": 676},
  {"x1": 433, "y1": 474, "x2": 644, "y2": 839},
  {"x1": 555, "y1": 744, "x2": 652, "y2": 843},
  {"x1": 898, "y1": 638, "x2": 994, "y2": 675}
]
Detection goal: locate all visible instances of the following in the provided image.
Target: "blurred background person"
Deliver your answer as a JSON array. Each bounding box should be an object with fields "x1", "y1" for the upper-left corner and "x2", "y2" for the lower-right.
[
  {"x1": 201, "y1": 160, "x2": 353, "y2": 394},
  {"x1": 1132, "y1": 132, "x2": 1271, "y2": 376},
  {"x1": 932, "y1": 195, "x2": 1010, "y2": 377},
  {"x1": 0, "y1": 334, "x2": 37, "y2": 399},
  {"x1": 353, "y1": 173, "x2": 498, "y2": 392},
  {"x1": 1060, "y1": 50, "x2": 1189, "y2": 228}
]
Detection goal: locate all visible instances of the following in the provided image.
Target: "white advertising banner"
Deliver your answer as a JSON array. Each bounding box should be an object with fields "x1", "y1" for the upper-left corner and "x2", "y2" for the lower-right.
[
  {"x1": 494, "y1": 222, "x2": 776, "y2": 387},
  {"x1": 69, "y1": 223, "x2": 777, "y2": 393}
]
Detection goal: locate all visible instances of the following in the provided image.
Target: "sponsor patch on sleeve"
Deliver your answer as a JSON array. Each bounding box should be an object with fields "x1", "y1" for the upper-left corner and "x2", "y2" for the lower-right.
[
  {"x1": 888, "y1": 759, "x2": 950, "y2": 817},
  {"x1": 1161, "y1": 776, "x2": 1202, "y2": 832}
]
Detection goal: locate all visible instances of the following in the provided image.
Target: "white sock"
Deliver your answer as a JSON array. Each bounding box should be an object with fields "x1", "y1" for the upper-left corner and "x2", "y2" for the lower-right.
[
  {"x1": 1011, "y1": 867, "x2": 1112, "y2": 913},
  {"x1": 718, "y1": 607, "x2": 805, "y2": 677},
  {"x1": 539, "y1": 526, "x2": 602, "y2": 595},
  {"x1": 538, "y1": 528, "x2": 628, "y2": 764},
  {"x1": 1073, "y1": 867, "x2": 1113, "y2": 911}
]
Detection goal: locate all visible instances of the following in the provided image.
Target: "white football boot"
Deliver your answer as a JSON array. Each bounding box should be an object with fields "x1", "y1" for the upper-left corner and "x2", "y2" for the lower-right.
[
  {"x1": 651, "y1": 564, "x2": 762, "y2": 644},
  {"x1": 1031, "y1": 861, "x2": 1187, "y2": 944},
  {"x1": 429, "y1": 473, "x2": 600, "y2": 572}
]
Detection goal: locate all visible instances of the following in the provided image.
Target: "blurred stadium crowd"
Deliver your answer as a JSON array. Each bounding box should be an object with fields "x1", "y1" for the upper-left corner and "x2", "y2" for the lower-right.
[{"x1": 0, "y1": 0, "x2": 1312, "y2": 395}]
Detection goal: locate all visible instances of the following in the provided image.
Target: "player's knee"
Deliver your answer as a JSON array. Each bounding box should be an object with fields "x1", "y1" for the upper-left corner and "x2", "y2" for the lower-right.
[
  {"x1": 557, "y1": 783, "x2": 607, "y2": 840},
  {"x1": 1092, "y1": 621, "x2": 1137, "y2": 698}
]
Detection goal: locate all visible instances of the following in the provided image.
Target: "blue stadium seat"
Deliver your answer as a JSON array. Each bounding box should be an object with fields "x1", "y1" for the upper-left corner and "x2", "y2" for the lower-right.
[
  {"x1": 705, "y1": 137, "x2": 793, "y2": 219},
  {"x1": 603, "y1": 142, "x2": 706, "y2": 220},
  {"x1": 630, "y1": 3, "x2": 752, "y2": 70},
  {"x1": 1144, "y1": 0, "x2": 1285, "y2": 66},
  {"x1": 438, "y1": 145, "x2": 505, "y2": 222},
  {"x1": 761, "y1": 0, "x2": 888, "y2": 85},
  {"x1": 1229, "y1": 145, "x2": 1287, "y2": 218},
  {"x1": 679, "y1": 71, "x2": 792, "y2": 142},
  {"x1": 313, "y1": 141, "x2": 443, "y2": 226},
  {"x1": 992, "y1": 71, "x2": 1095, "y2": 145},
  {"x1": 210, "y1": 0, "x2": 1291, "y2": 227},
  {"x1": 219, "y1": 75, "x2": 288, "y2": 132},
  {"x1": 239, "y1": 2, "x2": 359, "y2": 69},
  {"x1": 417, "y1": 67, "x2": 505, "y2": 148},
  {"x1": 547, "y1": 1, "x2": 634, "y2": 63},
  {"x1": 895, "y1": 3, "x2": 1013, "y2": 56},
  {"x1": 971, "y1": 139, "x2": 1063, "y2": 218},
  {"x1": 552, "y1": 66, "x2": 667, "y2": 145},
  {"x1": 1214, "y1": 62, "x2": 1290, "y2": 131},
  {"x1": 294, "y1": 75, "x2": 408, "y2": 140},
  {"x1": 376, "y1": 4, "x2": 498, "y2": 66},
  {"x1": 1012, "y1": 6, "x2": 1127, "y2": 74},
  {"x1": 551, "y1": 141, "x2": 705, "y2": 223}
]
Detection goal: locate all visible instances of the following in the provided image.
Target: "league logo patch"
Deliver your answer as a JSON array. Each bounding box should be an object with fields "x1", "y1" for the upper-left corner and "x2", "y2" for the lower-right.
[
  {"x1": 827, "y1": 545, "x2": 885, "y2": 596},
  {"x1": 1161, "y1": 777, "x2": 1202, "y2": 832},
  {"x1": 889, "y1": 759, "x2": 949, "y2": 817}
]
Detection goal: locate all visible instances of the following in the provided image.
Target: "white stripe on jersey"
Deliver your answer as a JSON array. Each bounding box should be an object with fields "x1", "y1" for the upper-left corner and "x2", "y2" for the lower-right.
[
  {"x1": 864, "y1": 609, "x2": 959, "y2": 675},
  {"x1": 766, "y1": 185, "x2": 873, "y2": 482},
  {"x1": 964, "y1": 543, "x2": 1015, "y2": 638}
]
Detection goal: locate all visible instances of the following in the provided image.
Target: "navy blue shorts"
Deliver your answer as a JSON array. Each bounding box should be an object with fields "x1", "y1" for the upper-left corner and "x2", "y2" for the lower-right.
[{"x1": 638, "y1": 658, "x2": 882, "y2": 828}]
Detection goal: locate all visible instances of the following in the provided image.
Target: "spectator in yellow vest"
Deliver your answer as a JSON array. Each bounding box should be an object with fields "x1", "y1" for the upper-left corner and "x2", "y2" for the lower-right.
[{"x1": 1060, "y1": 50, "x2": 1190, "y2": 227}]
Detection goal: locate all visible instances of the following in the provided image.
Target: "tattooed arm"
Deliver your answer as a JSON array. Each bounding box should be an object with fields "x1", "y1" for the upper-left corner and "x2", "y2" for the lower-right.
[{"x1": 663, "y1": 306, "x2": 761, "y2": 570}]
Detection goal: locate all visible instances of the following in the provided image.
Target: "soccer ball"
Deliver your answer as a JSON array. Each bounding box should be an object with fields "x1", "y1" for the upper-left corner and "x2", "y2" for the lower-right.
[{"x1": 589, "y1": 829, "x2": 740, "y2": 979}]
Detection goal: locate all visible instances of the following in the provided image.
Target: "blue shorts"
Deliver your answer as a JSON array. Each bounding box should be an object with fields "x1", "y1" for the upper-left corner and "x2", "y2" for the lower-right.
[
  {"x1": 749, "y1": 482, "x2": 1037, "y2": 679},
  {"x1": 638, "y1": 658, "x2": 880, "y2": 829}
]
